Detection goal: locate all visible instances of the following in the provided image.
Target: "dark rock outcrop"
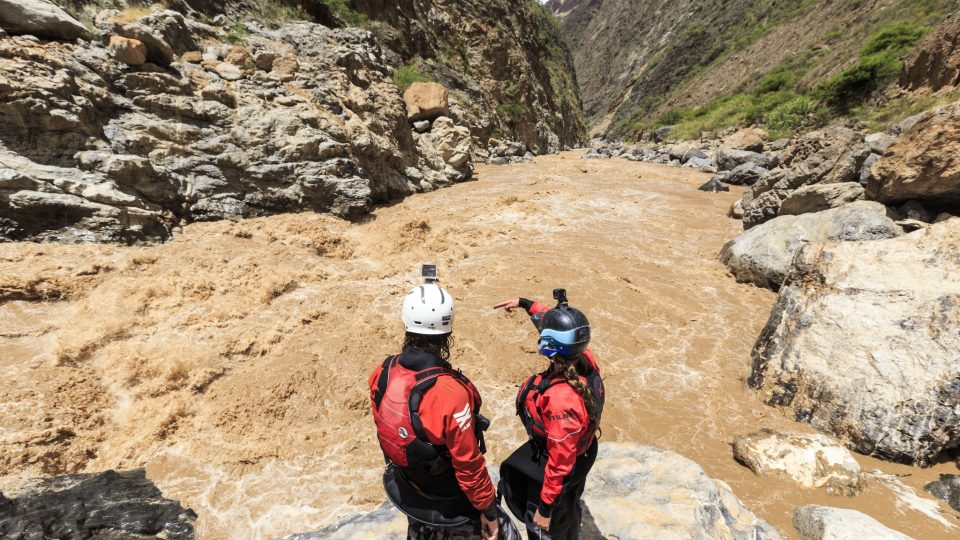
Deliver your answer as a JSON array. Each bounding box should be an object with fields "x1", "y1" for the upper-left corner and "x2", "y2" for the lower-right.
[
  {"x1": 925, "y1": 474, "x2": 960, "y2": 512},
  {"x1": 0, "y1": 468, "x2": 196, "y2": 539}
]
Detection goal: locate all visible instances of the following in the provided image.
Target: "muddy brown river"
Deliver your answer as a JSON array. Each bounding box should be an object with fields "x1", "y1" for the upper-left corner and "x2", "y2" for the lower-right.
[{"x1": 1, "y1": 153, "x2": 957, "y2": 538}]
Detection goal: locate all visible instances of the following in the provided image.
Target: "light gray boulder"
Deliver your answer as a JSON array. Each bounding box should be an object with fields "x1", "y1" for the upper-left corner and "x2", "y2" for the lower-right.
[
  {"x1": 720, "y1": 201, "x2": 901, "y2": 290},
  {"x1": 779, "y1": 182, "x2": 864, "y2": 216},
  {"x1": 733, "y1": 429, "x2": 864, "y2": 496},
  {"x1": 684, "y1": 156, "x2": 714, "y2": 170},
  {"x1": 793, "y1": 505, "x2": 913, "y2": 540},
  {"x1": 716, "y1": 148, "x2": 777, "y2": 171},
  {"x1": 721, "y1": 162, "x2": 769, "y2": 186},
  {"x1": 0, "y1": 0, "x2": 85, "y2": 41},
  {"x1": 749, "y1": 219, "x2": 960, "y2": 465},
  {"x1": 584, "y1": 443, "x2": 781, "y2": 540}
]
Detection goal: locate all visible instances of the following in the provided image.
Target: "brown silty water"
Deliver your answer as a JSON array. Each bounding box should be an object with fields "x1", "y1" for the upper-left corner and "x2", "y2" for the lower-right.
[{"x1": 0, "y1": 153, "x2": 957, "y2": 538}]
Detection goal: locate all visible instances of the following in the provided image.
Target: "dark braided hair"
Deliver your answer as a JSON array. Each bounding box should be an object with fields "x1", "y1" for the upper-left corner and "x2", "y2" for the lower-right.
[
  {"x1": 550, "y1": 354, "x2": 600, "y2": 425},
  {"x1": 403, "y1": 332, "x2": 453, "y2": 366}
]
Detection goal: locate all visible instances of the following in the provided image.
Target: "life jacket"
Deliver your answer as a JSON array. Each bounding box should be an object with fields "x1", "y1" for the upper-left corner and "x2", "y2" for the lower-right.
[
  {"x1": 516, "y1": 354, "x2": 604, "y2": 455},
  {"x1": 371, "y1": 353, "x2": 487, "y2": 493}
]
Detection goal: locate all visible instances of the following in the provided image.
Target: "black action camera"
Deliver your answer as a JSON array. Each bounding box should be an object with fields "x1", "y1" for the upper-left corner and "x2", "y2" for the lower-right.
[
  {"x1": 421, "y1": 264, "x2": 438, "y2": 283},
  {"x1": 553, "y1": 288, "x2": 568, "y2": 306}
]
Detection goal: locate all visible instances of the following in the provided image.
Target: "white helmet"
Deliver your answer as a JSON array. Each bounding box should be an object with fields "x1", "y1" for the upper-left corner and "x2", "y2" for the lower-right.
[{"x1": 402, "y1": 283, "x2": 454, "y2": 335}]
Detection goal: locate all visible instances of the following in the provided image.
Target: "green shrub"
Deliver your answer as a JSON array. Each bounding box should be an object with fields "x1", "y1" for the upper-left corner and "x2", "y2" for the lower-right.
[
  {"x1": 223, "y1": 21, "x2": 250, "y2": 44},
  {"x1": 817, "y1": 21, "x2": 927, "y2": 110},
  {"x1": 861, "y1": 21, "x2": 926, "y2": 56},
  {"x1": 755, "y1": 68, "x2": 798, "y2": 94},
  {"x1": 498, "y1": 102, "x2": 528, "y2": 123},
  {"x1": 393, "y1": 64, "x2": 431, "y2": 92},
  {"x1": 767, "y1": 96, "x2": 816, "y2": 132}
]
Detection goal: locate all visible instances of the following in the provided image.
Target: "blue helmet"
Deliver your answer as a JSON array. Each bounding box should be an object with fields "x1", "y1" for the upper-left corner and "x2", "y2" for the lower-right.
[{"x1": 536, "y1": 305, "x2": 591, "y2": 359}]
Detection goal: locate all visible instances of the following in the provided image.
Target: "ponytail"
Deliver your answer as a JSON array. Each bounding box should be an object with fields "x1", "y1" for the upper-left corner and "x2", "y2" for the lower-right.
[{"x1": 551, "y1": 355, "x2": 600, "y2": 425}]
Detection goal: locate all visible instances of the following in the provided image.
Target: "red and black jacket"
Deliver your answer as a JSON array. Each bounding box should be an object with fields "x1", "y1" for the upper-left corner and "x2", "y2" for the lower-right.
[
  {"x1": 369, "y1": 347, "x2": 496, "y2": 513},
  {"x1": 517, "y1": 299, "x2": 605, "y2": 517}
]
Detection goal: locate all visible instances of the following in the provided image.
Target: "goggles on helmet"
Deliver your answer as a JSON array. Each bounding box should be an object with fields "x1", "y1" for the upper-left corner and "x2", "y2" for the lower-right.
[{"x1": 537, "y1": 327, "x2": 588, "y2": 358}]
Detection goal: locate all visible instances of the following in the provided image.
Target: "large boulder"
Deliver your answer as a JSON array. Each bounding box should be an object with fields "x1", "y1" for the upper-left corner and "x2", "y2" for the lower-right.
[
  {"x1": 740, "y1": 128, "x2": 870, "y2": 229},
  {"x1": 749, "y1": 219, "x2": 960, "y2": 465},
  {"x1": 719, "y1": 201, "x2": 901, "y2": 290},
  {"x1": 868, "y1": 102, "x2": 960, "y2": 204},
  {"x1": 112, "y1": 22, "x2": 175, "y2": 65},
  {"x1": 582, "y1": 443, "x2": 781, "y2": 539},
  {"x1": 0, "y1": 0, "x2": 85, "y2": 41},
  {"x1": 413, "y1": 116, "x2": 474, "y2": 186},
  {"x1": 793, "y1": 505, "x2": 913, "y2": 540},
  {"x1": 109, "y1": 35, "x2": 147, "y2": 66},
  {"x1": 0, "y1": 469, "x2": 196, "y2": 539},
  {"x1": 733, "y1": 429, "x2": 864, "y2": 496},
  {"x1": 779, "y1": 182, "x2": 864, "y2": 216},
  {"x1": 722, "y1": 127, "x2": 768, "y2": 152},
  {"x1": 429, "y1": 117, "x2": 472, "y2": 170},
  {"x1": 403, "y1": 82, "x2": 449, "y2": 122}
]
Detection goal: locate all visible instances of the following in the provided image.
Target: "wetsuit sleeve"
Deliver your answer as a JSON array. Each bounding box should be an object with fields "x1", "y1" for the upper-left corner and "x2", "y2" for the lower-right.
[
  {"x1": 537, "y1": 387, "x2": 587, "y2": 517},
  {"x1": 419, "y1": 378, "x2": 497, "y2": 511},
  {"x1": 520, "y1": 298, "x2": 551, "y2": 330}
]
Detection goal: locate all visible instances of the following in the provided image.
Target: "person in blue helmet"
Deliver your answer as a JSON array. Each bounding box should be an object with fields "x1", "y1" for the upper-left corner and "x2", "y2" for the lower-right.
[{"x1": 493, "y1": 289, "x2": 605, "y2": 540}]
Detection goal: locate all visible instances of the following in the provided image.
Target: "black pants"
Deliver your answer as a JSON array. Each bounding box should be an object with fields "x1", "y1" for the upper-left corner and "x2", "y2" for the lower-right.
[
  {"x1": 407, "y1": 507, "x2": 519, "y2": 540},
  {"x1": 522, "y1": 478, "x2": 586, "y2": 540},
  {"x1": 407, "y1": 517, "x2": 482, "y2": 540}
]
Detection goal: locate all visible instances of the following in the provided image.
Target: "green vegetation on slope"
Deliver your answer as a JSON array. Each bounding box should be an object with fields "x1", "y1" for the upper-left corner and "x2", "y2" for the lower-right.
[
  {"x1": 613, "y1": 0, "x2": 959, "y2": 140},
  {"x1": 393, "y1": 62, "x2": 433, "y2": 92}
]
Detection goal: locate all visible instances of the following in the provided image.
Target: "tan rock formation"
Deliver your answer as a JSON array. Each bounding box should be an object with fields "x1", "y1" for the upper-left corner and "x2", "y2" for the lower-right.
[
  {"x1": 403, "y1": 82, "x2": 449, "y2": 122},
  {"x1": 109, "y1": 35, "x2": 147, "y2": 66},
  {"x1": 869, "y1": 102, "x2": 960, "y2": 204}
]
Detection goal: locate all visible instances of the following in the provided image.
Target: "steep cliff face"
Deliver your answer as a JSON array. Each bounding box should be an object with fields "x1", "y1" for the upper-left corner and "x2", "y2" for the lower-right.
[
  {"x1": 353, "y1": 0, "x2": 586, "y2": 152},
  {"x1": 171, "y1": 0, "x2": 587, "y2": 152},
  {"x1": 553, "y1": 0, "x2": 960, "y2": 138},
  {"x1": 900, "y1": 9, "x2": 960, "y2": 92}
]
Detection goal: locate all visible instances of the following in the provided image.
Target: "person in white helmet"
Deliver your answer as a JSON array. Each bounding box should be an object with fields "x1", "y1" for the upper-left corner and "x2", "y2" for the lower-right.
[{"x1": 369, "y1": 270, "x2": 515, "y2": 540}]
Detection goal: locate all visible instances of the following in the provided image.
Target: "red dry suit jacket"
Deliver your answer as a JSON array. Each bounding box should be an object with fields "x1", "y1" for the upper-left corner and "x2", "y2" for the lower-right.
[
  {"x1": 521, "y1": 300, "x2": 601, "y2": 514},
  {"x1": 368, "y1": 348, "x2": 496, "y2": 511}
]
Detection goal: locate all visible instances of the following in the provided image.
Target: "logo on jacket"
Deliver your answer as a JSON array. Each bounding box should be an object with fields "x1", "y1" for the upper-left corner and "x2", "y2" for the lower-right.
[
  {"x1": 398, "y1": 427, "x2": 408, "y2": 439},
  {"x1": 453, "y1": 403, "x2": 472, "y2": 432}
]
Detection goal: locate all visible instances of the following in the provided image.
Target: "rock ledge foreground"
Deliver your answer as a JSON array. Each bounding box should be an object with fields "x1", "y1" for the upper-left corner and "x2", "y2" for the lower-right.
[{"x1": 288, "y1": 443, "x2": 781, "y2": 539}]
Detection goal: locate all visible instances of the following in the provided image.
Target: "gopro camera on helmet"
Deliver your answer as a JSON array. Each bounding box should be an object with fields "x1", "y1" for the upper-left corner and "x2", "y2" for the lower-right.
[
  {"x1": 553, "y1": 288, "x2": 568, "y2": 306},
  {"x1": 421, "y1": 264, "x2": 438, "y2": 283}
]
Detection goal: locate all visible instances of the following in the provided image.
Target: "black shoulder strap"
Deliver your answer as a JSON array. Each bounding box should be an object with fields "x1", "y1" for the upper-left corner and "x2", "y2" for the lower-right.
[
  {"x1": 372, "y1": 355, "x2": 398, "y2": 410},
  {"x1": 408, "y1": 369, "x2": 445, "y2": 441}
]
